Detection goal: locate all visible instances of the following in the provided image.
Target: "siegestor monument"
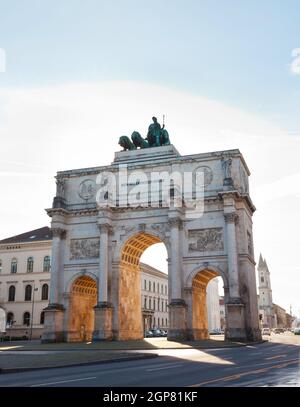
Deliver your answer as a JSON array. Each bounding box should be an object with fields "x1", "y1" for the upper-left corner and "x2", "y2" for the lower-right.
[{"x1": 42, "y1": 117, "x2": 261, "y2": 343}]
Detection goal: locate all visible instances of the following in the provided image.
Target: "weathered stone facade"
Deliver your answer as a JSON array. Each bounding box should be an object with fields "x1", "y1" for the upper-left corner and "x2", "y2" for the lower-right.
[{"x1": 42, "y1": 145, "x2": 261, "y2": 343}]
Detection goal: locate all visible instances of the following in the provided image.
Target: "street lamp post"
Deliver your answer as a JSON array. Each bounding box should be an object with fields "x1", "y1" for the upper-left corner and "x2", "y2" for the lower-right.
[{"x1": 30, "y1": 285, "x2": 38, "y2": 341}]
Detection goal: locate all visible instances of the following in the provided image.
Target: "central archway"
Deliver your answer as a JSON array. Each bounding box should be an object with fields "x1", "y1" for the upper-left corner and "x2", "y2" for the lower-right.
[
  {"x1": 118, "y1": 232, "x2": 166, "y2": 340},
  {"x1": 68, "y1": 275, "x2": 97, "y2": 342}
]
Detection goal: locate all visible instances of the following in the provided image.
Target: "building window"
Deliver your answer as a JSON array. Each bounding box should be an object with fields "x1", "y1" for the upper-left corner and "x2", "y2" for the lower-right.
[
  {"x1": 23, "y1": 312, "x2": 30, "y2": 326},
  {"x1": 153, "y1": 298, "x2": 156, "y2": 311},
  {"x1": 149, "y1": 298, "x2": 151, "y2": 309},
  {"x1": 43, "y1": 256, "x2": 51, "y2": 272},
  {"x1": 144, "y1": 297, "x2": 147, "y2": 309},
  {"x1": 158, "y1": 317, "x2": 160, "y2": 327},
  {"x1": 8, "y1": 285, "x2": 16, "y2": 302},
  {"x1": 144, "y1": 280, "x2": 147, "y2": 290},
  {"x1": 153, "y1": 317, "x2": 156, "y2": 327},
  {"x1": 41, "y1": 284, "x2": 49, "y2": 300},
  {"x1": 6, "y1": 312, "x2": 14, "y2": 326},
  {"x1": 158, "y1": 298, "x2": 160, "y2": 311},
  {"x1": 27, "y1": 257, "x2": 34, "y2": 273},
  {"x1": 149, "y1": 281, "x2": 151, "y2": 291},
  {"x1": 161, "y1": 284, "x2": 163, "y2": 294},
  {"x1": 0, "y1": 259, "x2": 2, "y2": 273},
  {"x1": 165, "y1": 285, "x2": 167, "y2": 295},
  {"x1": 153, "y1": 282, "x2": 155, "y2": 293},
  {"x1": 11, "y1": 258, "x2": 17, "y2": 274},
  {"x1": 40, "y1": 311, "x2": 45, "y2": 325},
  {"x1": 261, "y1": 276, "x2": 264, "y2": 283},
  {"x1": 25, "y1": 285, "x2": 32, "y2": 301}
]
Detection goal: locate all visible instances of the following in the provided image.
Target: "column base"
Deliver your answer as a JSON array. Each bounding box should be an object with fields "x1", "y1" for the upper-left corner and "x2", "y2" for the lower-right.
[
  {"x1": 41, "y1": 304, "x2": 65, "y2": 343},
  {"x1": 92, "y1": 302, "x2": 114, "y2": 341},
  {"x1": 168, "y1": 299, "x2": 188, "y2": 341},
  {"x1": 185, "y1": 328, "x2": 210, "y2": 341},
  {"x1": 245, "y1": 327, "x2": 263, "y2": 342},
  {"x1": 225, "y1": 301, "x2": 247, "y2": 341}
]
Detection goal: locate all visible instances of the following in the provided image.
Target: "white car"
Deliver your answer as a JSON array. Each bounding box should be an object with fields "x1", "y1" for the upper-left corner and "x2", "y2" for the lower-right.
[{"x1": 262, "y1": 327, "x2": 271, "y2": 336}]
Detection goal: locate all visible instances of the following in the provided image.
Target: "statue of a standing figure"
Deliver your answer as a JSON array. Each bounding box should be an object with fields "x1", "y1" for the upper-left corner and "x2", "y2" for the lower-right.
[
  {"x1": 146, "y1": 116, "x2": 171, "y2": 147},
  {"x1": 146, "y1": 117, "x2": 163, "y2": 147},
  {"x1": 221, "y1": 157, "x2": 233, "y2": 186}
]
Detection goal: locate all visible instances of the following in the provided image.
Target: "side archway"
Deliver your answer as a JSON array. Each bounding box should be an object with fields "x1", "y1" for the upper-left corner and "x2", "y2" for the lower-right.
[
  {"x1": 185, "y1": 265, "x2": 227, "y2": 340},
  {"x1": 67, "y1": 275, "x2": 97, "y2": 342}
]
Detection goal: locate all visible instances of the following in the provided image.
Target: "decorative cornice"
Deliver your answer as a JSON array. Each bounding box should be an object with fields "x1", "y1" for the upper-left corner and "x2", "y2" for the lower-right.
[{"x1": 218, "y1": 190, "x2": 241, "y2": 200}]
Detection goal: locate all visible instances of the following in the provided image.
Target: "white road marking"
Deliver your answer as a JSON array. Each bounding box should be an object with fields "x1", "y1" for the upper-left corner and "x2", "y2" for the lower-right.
[
  {"x1": 31, "y1": 376, "x2": 97, "y2": 387},
  {"x1": 146, "y1": 363, "x2": 183, "y2": 372},
  {"x1": 265, "y1": 354, "x2": 287, "y2": 360}
]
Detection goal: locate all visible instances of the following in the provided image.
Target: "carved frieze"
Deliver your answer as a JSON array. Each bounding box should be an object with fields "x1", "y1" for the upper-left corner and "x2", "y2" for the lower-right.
[
  {"x1": 70, "y1": 238, "x2": 100, "y2": 260},
  {"x1": 188, "y1": 228, "x2": 224, "y2": 252}
]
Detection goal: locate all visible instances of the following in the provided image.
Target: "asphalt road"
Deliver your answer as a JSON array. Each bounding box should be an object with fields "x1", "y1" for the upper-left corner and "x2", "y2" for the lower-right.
[{"x1": 0, "y1": 335, "x2": 299, "y2": 387}]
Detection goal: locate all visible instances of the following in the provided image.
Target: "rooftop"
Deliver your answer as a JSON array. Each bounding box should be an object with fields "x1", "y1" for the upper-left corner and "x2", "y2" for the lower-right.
[{"x1": 0, "y1": 227, "x2": 52, "y2": 244}]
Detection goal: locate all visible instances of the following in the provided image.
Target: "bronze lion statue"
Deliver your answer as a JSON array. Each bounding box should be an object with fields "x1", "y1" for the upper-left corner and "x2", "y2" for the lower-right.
[
  {"x1": 131, "y1": 131, "x2": 149, "y2": 149},
  {"x1": 118, "y1": 136, "x2": 136, "y2": 151}
]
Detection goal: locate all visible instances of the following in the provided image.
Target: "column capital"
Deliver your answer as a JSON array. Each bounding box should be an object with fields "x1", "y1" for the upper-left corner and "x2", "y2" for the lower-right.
[
  {"x1": 97, "y1": 223, "x2": 113, "y2": 234},
  {"x1": 168, "y1": 217, "x2": 182, "y2": 229},
  {"x1": 52, "y1": 227, "x2": 66, "y2": 239},
  {"x1": 224, "y1": 212, "x2": 239, "y2": 224}
]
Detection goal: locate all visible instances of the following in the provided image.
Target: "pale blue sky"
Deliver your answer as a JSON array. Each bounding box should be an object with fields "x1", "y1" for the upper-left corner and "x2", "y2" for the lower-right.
[{"x1": 0, "y1": 0, "x2": 300, "y2": 132}]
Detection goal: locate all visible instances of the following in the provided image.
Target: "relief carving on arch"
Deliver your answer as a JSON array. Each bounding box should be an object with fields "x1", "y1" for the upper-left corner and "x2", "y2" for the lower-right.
[
  {"x1": 188, "y1": 228, "x2": 224, "y2": 252},
  {"x1": 70, "y1": 238, "x2": 100, "y2": 260}
]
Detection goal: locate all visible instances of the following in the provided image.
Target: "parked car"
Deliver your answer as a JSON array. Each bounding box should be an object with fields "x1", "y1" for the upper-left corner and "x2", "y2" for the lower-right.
[
  {"x1": 273, "y1": 328, "x2": 283, "y2": 334},
  {"x1": 294, "y1": 328, "x2": 300, "y2": 335},
  {"x1": 152, "y1": 329, "x2": 163, "y2": 337},
  {"x1": 145, "y1": 330, "x2": 154, "y2": 337},
  {"x1": 209, "y1": 328, "x2": 222, "y2": 335},
  {"x1": 262, "y1": 327, "x2": 271, "y2": 336}
]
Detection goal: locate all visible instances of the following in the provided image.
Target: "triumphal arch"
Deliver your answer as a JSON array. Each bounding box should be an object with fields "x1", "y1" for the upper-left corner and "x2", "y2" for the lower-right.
[{"x1": 42, "y1": 118, "x2": 261, "y2": 343}]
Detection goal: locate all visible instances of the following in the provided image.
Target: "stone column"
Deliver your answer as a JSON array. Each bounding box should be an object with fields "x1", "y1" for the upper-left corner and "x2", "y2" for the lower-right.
[
  {"x1": 98, "y1": 224, "x2": 110, "y2": 303},
  {"x1": 42, "y1": 227, "x2": 66, "y2": 343},
  {"x1": 93, "y1": 223, "x2": 113, "y2": 341},
  {"x1": 224, "y1": 212, "x2": 246, "y2": 341},
  {"x1": 169, "y1": 217, "x2": 182, "y2": 300},
  {"x1": 49, "y1": 227, "x2": 65, "y2": 305},
  {"x1": 168, "y1": 217, "x2": 187, "y2": 341},
  {"x1": 224, "y1": 213, "x2": 240, "y2": 299}
]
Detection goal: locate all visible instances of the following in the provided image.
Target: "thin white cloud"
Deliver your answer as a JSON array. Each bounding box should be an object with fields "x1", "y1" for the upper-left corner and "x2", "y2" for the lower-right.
[{"x1": 290, "y1": 48, "x2": 300, "y2": 75}]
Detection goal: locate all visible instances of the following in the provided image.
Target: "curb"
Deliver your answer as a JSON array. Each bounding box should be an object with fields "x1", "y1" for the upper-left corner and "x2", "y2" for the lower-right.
[{"x1": 0, "y1": 353, "x2": 158, "y2": 375}]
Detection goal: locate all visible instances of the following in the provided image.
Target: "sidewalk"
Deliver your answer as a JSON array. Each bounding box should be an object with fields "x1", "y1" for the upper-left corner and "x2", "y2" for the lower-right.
[
  {"x1": 0, "y1": 336, "x2": 261, "y2": 352},
  {"x1": 0, "y1": 337, "x2": 265, "y2": 373}
]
